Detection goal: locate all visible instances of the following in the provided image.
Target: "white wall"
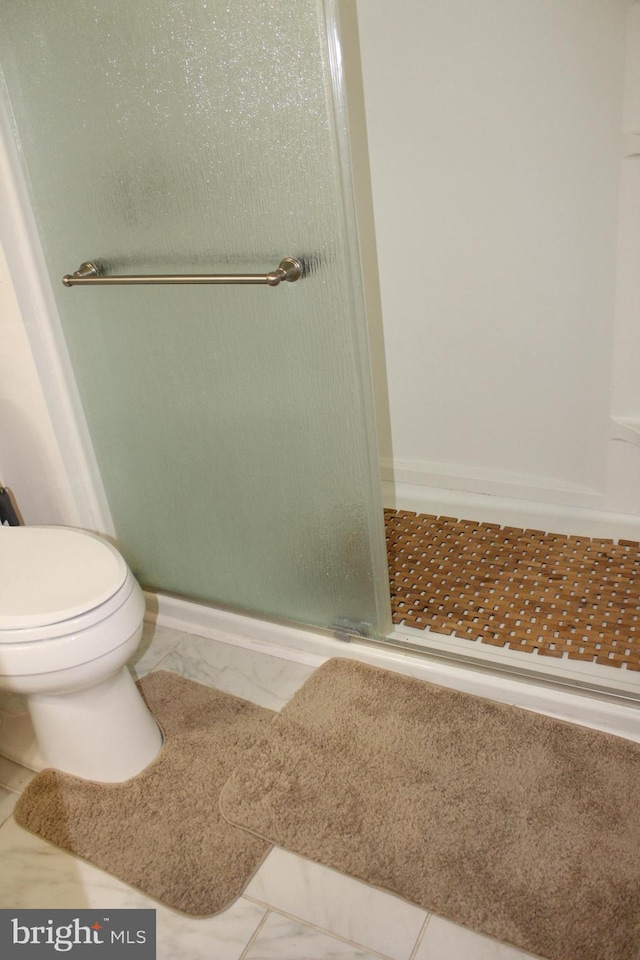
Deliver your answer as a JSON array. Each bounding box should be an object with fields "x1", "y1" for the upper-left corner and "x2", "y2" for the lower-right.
[
  {"x1": 355, "y1": 0, "x2": 639, "y2": 519},
  {"x1": 0, "y1": 241, "x2": 80, "y2": 525},
  {"x1": 0, "y1": 97, "x2": 111, "y2": 531},
  {"x1": 1, "y1": 1, "x2": 639, "y2": 535},
  {"x1": 607, "y1": 1, "x2": 640, "y2": 515}
]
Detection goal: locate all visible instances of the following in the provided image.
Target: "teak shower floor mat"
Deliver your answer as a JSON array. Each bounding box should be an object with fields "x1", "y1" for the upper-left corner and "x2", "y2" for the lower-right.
[
  {"x1": 14, "y1": 671, "x2": 274, "y2": 917},
  {"x1": 220, "y1": 659, "x2": 640, "y2": 960},
  {"x1": 385, "y1": 508, "x2": 640, "y2": 670}
]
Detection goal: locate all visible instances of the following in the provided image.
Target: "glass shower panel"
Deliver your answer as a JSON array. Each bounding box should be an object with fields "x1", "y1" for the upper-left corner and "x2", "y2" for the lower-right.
[{"x1": 0, "y1": 0, "x2": 391, "y2": 636}]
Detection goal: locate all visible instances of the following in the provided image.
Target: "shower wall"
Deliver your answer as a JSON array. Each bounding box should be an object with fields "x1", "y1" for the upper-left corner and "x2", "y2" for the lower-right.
[
  {"x1": 2, "y1": 0, "x2": 640, "y2": 541},
  {"x1": 354, "y1": 0, "x2": 640, "y2": 529}
]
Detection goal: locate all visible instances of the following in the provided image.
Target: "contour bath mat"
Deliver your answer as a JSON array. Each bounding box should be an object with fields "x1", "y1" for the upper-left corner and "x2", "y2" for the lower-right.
[
  {"x1": 14, "y1": 671, "x2": 273, "y2": 916},
  {"x1": 220, "y1": 658, "x2": 640, "y2": 960}
]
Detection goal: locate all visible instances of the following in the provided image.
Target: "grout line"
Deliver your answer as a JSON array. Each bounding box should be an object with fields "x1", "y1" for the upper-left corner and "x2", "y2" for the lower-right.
[
  {"x1": 243, "y1": 894, "x2": 273, "y2": 910},
  {"x1": 0, "y1": 782, "x2": 22, "y2": 795},
  {"x1": 241, "y1": 899, "x2": 402, "y2": 960},
  {"x1": 0, "y1": 762, "x2": 33, "y2": 796},
  {"x1": 138, "y1": 635, "x2": 186, "y2": 676},
  {"x1": 0, "y1": 815, "x2": 15, "y2": 835},
  {"x1": 146, "y1": 649, "x2": 180, "y2": 673},
  {"x1": 408, "y1": 914, "x2": 432, "y2": 960},
  {"x1": 237, "y1": 908, "x2": 271, "y2": 960}
]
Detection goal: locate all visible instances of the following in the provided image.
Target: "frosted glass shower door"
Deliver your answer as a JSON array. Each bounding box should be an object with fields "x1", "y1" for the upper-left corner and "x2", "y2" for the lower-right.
[{"x1": 0, "y1": 0, "x2": 391, "y2": 636}]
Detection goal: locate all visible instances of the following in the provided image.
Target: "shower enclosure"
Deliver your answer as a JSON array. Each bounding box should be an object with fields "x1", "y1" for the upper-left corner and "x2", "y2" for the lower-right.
[
  {"x1": 3, "y1": 1, "x2": 638, "y2": 706},
  {"x1": 0, "y1": 0, "x2": 391, "y2": 638}
]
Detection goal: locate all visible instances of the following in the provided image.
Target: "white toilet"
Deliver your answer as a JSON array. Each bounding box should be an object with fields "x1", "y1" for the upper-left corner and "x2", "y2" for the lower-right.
[{"x1": 0, "y1": 526, "x2": 163, "y2": 782}]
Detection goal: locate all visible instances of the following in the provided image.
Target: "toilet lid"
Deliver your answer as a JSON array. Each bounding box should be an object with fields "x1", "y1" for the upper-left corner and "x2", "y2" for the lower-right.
[{"x1": 0, "y1": 527, "x2": 128, "y2": 631}]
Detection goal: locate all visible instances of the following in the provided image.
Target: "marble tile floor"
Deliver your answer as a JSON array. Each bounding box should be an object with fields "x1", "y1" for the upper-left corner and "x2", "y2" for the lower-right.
[{"x1": 0, "y1": 621, "x2": 548, "y2": 960}]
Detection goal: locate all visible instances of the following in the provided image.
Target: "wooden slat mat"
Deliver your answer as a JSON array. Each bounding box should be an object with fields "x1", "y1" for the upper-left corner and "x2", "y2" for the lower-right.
[{"x1": 385, "y1": 509, "x2": 640, "y2": 670}]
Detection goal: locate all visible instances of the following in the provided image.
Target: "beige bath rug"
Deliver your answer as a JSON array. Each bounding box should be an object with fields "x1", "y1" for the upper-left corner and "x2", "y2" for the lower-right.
[
  {"x1": 220, "y1": 658, "x2": 640, "y2": 960},
  {"x1": 14, "y1": 670, "x2": 273, "y2": 916}
]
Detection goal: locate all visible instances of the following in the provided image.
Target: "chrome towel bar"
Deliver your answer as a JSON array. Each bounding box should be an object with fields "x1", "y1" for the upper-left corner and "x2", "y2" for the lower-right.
[{"x1": 62, "y1": 257, "x2": 303, "y2": 287}]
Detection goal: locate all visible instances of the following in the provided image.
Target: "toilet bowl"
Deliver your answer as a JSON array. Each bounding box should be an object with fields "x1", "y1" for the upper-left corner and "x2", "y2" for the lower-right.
[{"x1": 0, "y1": 526, "x2": 163, "y2": 782}]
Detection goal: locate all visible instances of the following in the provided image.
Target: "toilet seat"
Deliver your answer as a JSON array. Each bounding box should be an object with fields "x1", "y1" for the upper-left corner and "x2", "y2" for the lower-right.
[
  {"x1": 0, "y1": 526, "x2": 128, "y2": 631},
  {"x1": 0, "y1": 527, "x2": 143, "y2": 675}
]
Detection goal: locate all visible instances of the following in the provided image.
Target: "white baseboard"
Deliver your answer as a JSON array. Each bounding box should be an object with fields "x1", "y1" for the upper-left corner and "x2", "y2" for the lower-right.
[{"x1": 382, "y1": 479, "x2": 640, "y2": 541}]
